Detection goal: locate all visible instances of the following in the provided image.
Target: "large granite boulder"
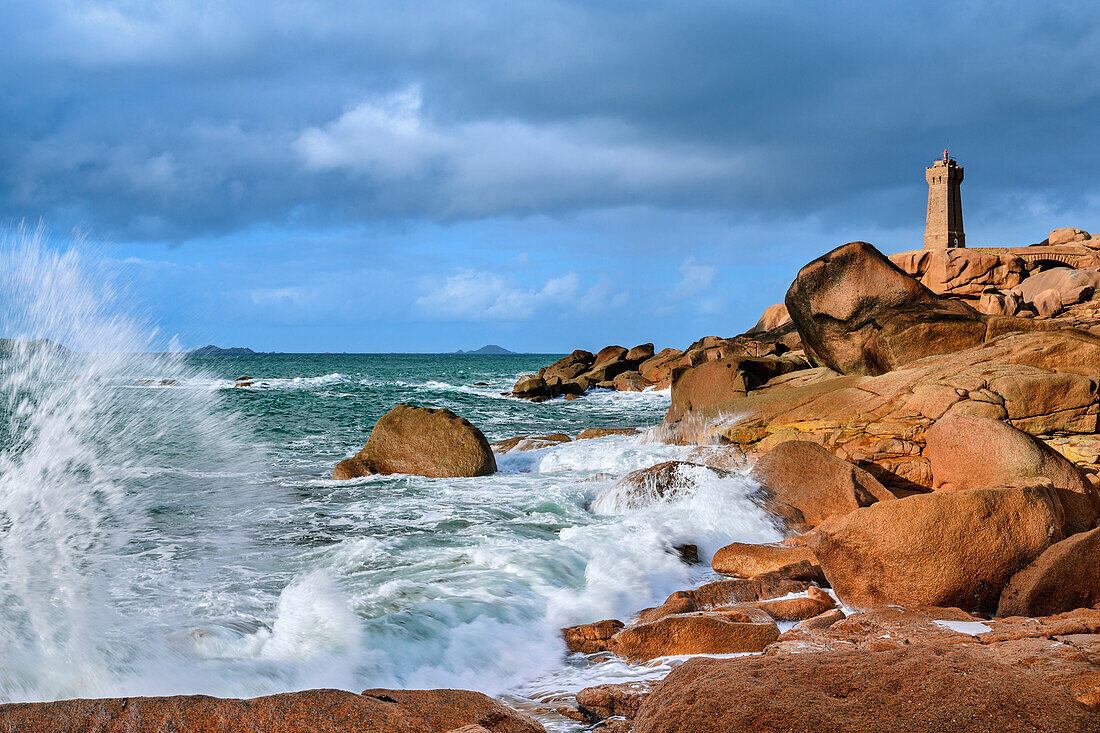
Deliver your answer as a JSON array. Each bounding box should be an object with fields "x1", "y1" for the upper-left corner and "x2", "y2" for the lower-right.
[
  {"x1": 625, "y1": 343, "x2": 655, "y2": 362},
  {"x1": 631, "y1": 645, "x2": 1099, "y2": 733},
  {"x1": 511, "y1": 375, "x2": 550, "y2": 401},
  {"x1": 637, "y1": 347, "x2": 685, "y2": 388},
  {"x1": 0, "y1": 688, "x2": 545, "y2": 733},
  {"x1": 612, "y1": 370, "x2": 651, "y2": 391},
  {"x1": 890, "y1": 248, "x2": 1027, "y2": 298},
  {"x1": 333, "y1": 405, "x2": 496, "y2": 479},
  {"x1": 1050, "y1": 227, "x2": 1092, "y2": 245},
  {"x1": 812, "y1": 485, "x2": 1066, "y2": 612},
  {"x1": 585, "y1": 345, "x2": 632, "y2": 382},
  {"x1": 785, "y1": 241, "x2": 1046, "y2": 376},
  {"x1": 998, "y1": 527, "x2": 1100, "y2": 618},
  {"x1": 925, "y1": 414, "x2": 1099, "y2": 533},
  {"x1": 666, "y1": 355, "x2": 807, "y2": 422},
  {"x1": 749, "y1": 440, "x2": 895, "y2": 527}
]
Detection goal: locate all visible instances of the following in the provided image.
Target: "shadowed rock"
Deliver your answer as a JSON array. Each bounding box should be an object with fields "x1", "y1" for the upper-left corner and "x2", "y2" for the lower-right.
[
  {"x1": 568, "y1": 681, "x2": 657, "y2": 728},
  {"x1": 998, "y1": 527, "x2": 1100, "y2": 618}
]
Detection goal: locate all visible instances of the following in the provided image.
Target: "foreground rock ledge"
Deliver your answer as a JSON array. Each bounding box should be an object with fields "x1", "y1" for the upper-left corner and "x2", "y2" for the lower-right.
[
  {"x1": 0, "y1": 688, "x2": 545, "y2": 733},
  {"x1": 631, "y1": 646, "x2": 1100, "y2": 733}
]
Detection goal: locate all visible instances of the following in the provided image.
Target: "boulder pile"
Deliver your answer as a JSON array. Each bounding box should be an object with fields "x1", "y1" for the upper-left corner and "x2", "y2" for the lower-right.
[
  {"x1": 550, "y1": 234, "x2": 1100, "y2": 730},
  {"x1": 510, "y1": 331, "x2": 799, "y2": 401}
]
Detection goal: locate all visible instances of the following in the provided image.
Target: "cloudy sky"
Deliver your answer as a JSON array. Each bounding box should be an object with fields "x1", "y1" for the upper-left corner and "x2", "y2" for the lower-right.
[{"x1": 2, "y1": 0, "x2": 1099, "y2": 352}]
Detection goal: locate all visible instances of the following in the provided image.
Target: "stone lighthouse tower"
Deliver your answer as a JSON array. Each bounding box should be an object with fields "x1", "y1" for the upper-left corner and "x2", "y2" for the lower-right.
[{"x1": 924, "y1": 150, "x2": 965, "y2": 249}]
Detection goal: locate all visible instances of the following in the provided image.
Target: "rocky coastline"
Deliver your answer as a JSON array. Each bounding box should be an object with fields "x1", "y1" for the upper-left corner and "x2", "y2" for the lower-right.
[{"x1": 7, "y1": 228, "x2": 1100, "y2": 731}]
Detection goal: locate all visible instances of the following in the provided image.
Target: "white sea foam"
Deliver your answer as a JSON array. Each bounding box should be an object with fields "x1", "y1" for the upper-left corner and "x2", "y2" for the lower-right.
[
  {"x1": 417, "y1": 380, "x2": 515, "y2": 400},
  {"x1": 0, "y1": 228, "x2": 262, "y2": 701},
  {"x1": 259, "y1": 572, "x2": 363, "y2": 661},
  {"x1": 210, "y1": 372, "x2": 351, "y2": 390},
  {"x1": 496, "y1": 434, "x2": 688, "y2": 475}
]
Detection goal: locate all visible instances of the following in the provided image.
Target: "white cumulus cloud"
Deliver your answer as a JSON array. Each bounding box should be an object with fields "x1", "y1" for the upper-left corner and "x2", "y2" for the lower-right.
[{"x1": 414, "y1": 269, "x2": 625, "y2": 321}]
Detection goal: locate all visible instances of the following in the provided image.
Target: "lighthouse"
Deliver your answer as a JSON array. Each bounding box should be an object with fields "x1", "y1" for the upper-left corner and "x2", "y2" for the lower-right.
[{"x1": 924, "y1": 150, "x2": 965, "y2": 249}]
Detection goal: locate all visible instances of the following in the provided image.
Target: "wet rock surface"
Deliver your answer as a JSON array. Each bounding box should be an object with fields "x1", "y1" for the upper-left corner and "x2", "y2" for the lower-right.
[{"x1": 0, "y1": 689, "x2": 546, "y2": 733}]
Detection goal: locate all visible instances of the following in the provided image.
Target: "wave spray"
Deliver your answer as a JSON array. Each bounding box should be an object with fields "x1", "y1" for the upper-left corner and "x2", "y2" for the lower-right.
[{"x1": 0, "y1": 227, "x2": 261, "y2": 700}]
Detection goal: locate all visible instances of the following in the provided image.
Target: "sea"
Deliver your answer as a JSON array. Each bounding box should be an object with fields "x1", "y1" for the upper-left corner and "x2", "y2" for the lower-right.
[{"x1": 0, "y1": 234, "x2": 781, "y2": 730}]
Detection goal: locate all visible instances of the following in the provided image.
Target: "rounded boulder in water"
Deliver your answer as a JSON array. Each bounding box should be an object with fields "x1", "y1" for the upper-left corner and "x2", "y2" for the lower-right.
[{"x1": 333, "y1": 404, "x2": 497, "y2": 479}]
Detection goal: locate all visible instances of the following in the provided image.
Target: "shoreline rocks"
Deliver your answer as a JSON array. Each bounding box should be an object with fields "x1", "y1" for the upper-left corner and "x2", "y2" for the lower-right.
[
  {"x1": 490, "y1": 434, "x2": 571, "y2": 454},
  {"x1": 786, "y1": 241, "x2": 1052, "y2": 377},
  {"x1": 711, "y1": 542, "x2": 822, "y2": 581}
]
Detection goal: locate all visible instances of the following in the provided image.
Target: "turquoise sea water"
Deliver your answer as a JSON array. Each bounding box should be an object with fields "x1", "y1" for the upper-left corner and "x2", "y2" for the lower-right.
[{"x1": 0, "y1": 238, "x2": 780, "y2": 730}]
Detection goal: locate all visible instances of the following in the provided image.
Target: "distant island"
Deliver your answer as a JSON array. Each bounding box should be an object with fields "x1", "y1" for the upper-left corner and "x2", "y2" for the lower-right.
[
  {"x1": 455, "y1": 345, "x2": 516, "y2": 355},
  {"x1": 0, "y1": 338, "x2": 68, "y2": 354},
  {"x1": 189, "y1": 345, "x2": 256, "y2": 355}
]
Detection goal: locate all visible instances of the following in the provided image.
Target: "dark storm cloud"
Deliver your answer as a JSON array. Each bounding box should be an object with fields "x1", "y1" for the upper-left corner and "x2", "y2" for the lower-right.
[{"x1": 2, "y1": 0, "x2": 1099, "y2": 241}]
